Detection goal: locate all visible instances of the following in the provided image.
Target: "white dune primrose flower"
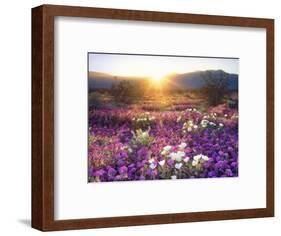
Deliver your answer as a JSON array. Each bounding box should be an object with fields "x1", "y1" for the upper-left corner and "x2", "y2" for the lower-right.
[
  {"x1": 161, "y1": 150, "x2": 167, "y2": 156},
  {"x1": 193, "y1": 154, "x2": 209, "y2": 163},
  {"x1": 169, "y1": 152, "x2": 177, "y2": 161},
  {"x1": 149, "y1": 162, "x2": 157, "y2": 169},
  {"x1": 163, "y1": 145, "x2": 172, "y2": 152},
  {"x1": 202, "y1": 155, "x2": 209, "y2": 161},
  {"x1": 219, "y1": 123, "x2": 224, "y2": 127},
  {"x1": 201, "y1": 119, "x2": 209, "y2": 128},
  {"x1": 174, "y1": 156, "x2": 182, "y2": 162},
  {"x1": 175, "y1": 163, "x2": 183, "y2": 169},
  {"x1": 169, "y1": 151, "x2": 184, "y2": 162},
  {"x1": 178, "y1": 142, "x2": 187, "y2": 150},
  {"x1": 192, "y1": 160, "x2": 198, "y2": 166},
  {"x1": 183, "y1": 156, "x2": 190, "y2": 163},
  {"x1": 176, "y1": 151, "x2": 185, "y2": 162},
  {"x1": 193, "y1": 154, "x2": 202, "y2": 161},
  {"x1": 177, "y1": 151, "x2": 185, "y2": 157},
  {"x1": 159, "y1": 160, "x2": 166, "y2": 166},
  {"x1": 188, "y1": 120, "x2": 194, "y2": 126},
  {"x1": 141, "y1": 131, "x2": 149, "y2": 139}
]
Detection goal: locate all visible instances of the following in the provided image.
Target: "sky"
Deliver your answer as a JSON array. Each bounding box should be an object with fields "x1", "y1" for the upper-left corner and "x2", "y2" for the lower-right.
[{"x1": 88, "y1": 53, "x2": 239, "y2": 79}]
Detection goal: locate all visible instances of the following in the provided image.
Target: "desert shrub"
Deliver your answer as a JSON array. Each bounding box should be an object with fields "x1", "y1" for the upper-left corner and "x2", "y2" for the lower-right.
[
  {"x1": 110, "y1": 80, "x2": 149, "y2": 104},
  {"x1": 201, "y1": 70, "x2": 229, "y2": 106},
  {"x1": 88, "y1": 92, "x2": 102, "y2": 107},
  {"x1": 110, "y1": 81, "x2": 137, "y2": 104},
  {"x1": 227, "y1": 98, "x2": 238, "y2": 109}
]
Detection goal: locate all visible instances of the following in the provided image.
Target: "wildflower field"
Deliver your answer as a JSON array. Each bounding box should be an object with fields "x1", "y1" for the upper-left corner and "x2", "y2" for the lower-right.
[{"x1": 88, "y1": 93, "x2": 238, "y2": 182}]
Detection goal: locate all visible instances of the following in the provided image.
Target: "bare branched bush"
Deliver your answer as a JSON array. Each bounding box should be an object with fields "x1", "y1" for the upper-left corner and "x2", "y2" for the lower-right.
[
  {"x1": 201, "y1": 70, "x2": 229, "y2": 106},
  {"x1": 110, "y1": 80, "x2": 148, "y2": 104}
]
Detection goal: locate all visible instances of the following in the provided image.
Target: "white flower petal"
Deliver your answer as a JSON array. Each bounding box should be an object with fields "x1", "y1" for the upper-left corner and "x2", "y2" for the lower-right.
[
  {"x1": 149, "y1": 162, "x2": 157, "y2": 169},
  {"x1": 202, "y1": 155, "x2": 209, "y2": 161},
  {"x1": 159, "y1": 160, "x2": 165, "y2": 166},
  {"x1": 192, "y1": 160, "x2": 198, "y2": 166},
  {"x1": 175, "y1": 163, "x2": 183, "y2": 169},
  {"x1": 193, "y1": 154, "x2": 201, "y2": 161},
  {"x1": 178, "y1": 142, "x2": 187, "y2": 150},
  {"x1": 163, "y1": 145, "x2": 172, "y2": 151},
  {"x1": 175, "y1": 156, "x2": 182, "y2": 162}
]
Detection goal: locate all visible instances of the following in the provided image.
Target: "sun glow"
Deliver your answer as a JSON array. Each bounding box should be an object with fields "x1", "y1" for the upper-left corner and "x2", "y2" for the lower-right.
[
  {"x1": 148, "y1": 74, "x2": 167, "y2": 90},
  {"x1": 151, "y1": 75, "x2": 164, "y2": 82},
  {"x1": 149, "y1": 74, "x2": 166, "y2": 89},
  {"x1": 150, "y1": 71, "x2": 168, "y2": 84}
]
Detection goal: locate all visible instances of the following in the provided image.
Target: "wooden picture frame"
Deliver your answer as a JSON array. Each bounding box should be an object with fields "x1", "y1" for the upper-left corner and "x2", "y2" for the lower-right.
[{"x1": 32, "y1": 4, "x2": 274, "y2": 231}]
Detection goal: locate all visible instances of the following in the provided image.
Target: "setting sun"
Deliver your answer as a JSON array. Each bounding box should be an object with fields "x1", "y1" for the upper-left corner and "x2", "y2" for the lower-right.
[
  {"x1": 149, "y1": 74, "x2": 166, "y2": 89},
  {"x1": 151, "y1": 75, "x2": 163, "y2": 82},
  {"x1": 149, "y1": 72, "x2": 167, "y2": 86}
]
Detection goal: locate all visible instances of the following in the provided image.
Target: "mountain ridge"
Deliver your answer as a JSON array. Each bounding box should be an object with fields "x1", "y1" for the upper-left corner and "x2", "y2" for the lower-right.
[{"x1": 88, "y1": 70, "x2": 238, "y2": 91}]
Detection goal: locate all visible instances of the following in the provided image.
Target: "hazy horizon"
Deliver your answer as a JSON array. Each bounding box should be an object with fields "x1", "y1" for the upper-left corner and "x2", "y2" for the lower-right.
[{"x1": 88, "y1": 53, "x2": 239, "y2": 80}]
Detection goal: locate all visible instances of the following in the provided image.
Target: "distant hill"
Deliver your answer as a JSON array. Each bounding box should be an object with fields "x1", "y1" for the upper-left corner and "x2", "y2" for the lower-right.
[
  {"x1": 88, "y1": 72, "x2": 148, "y2": 91},
  {"x1": 88, "y1": 70, "x2": 238, "y2": 91},
  {"x1": 167, "y1": 70, "x2": 238, "y2": 90}
]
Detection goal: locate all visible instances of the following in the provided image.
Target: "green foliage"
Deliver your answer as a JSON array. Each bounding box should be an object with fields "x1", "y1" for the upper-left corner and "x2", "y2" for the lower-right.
[
  {"x1": 132, "y1": 113, "x2": 156, "y2": 130},
  {"x1": 130, "y1": 129, "x2": 154, "y2": 147}
]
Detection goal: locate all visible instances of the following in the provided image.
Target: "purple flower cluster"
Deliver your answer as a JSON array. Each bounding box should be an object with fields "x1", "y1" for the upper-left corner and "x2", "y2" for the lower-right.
[{"x1": 88, "y1": 106, "x2": 238, "y2": 182}]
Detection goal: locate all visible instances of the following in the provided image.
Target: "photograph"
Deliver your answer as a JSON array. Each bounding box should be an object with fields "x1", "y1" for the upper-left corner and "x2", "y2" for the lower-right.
[
  {"x1": 88, "y1": 53, "x2": 239, "y2": 183},
  {"x1": 30, "y1": 4, "x2": 274, "y2": 231}
]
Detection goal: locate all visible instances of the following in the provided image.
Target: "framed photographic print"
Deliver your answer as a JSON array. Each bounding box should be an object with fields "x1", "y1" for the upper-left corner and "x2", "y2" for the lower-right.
[{"x1": 32, "y1": 4, "x2": 274, "y2": 231}]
